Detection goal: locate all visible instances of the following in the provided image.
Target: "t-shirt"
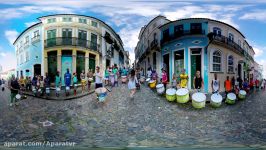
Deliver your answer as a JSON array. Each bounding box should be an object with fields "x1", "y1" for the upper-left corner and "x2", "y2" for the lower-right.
[
  {"x1": 212, "y1": 79, "x2": 219, "y2": 92},
  {"x1": 180, "y1": 73, "x2": 188, "y2": 88},
  {"x1": 162, "y1": 72, "x2": 168, "y2": 83},
  {"x1": 194, "y1": 76, "x2": 202, "y2": 89},
  {"x1": 64, "y1": 73, "x2": 72, "y2": 86},
  {"x1": 11, "y1": 79, "x2": 20, "y2": 93},
  {"x1": 55, "y1": 76, "x2": 61, "y2": 87},
  {"x1": 73, "y1": 76, "x2": 78, "y2": 84}
]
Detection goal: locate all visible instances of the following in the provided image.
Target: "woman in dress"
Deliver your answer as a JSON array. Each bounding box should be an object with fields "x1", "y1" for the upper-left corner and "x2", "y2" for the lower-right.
[{"x1": 128, "y1": 69, "x2": 138, "y2": 99}]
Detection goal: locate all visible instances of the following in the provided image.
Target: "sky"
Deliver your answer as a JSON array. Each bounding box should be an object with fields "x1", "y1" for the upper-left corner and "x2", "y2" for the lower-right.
[{"x1": 0, "y1": 0, "x2": 265, "y2": 77}]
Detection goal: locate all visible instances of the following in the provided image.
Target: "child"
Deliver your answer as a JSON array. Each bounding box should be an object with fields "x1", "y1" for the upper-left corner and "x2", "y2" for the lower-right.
[
  {"x1": 73, "y1": 73, "x2": 78, "y2": 96},
  {"x1": 87, "y1": 69, "x2": 94, "y2": 91},
  {"x1": 128, "y1": 69, "x2": 138, "y2": 99},
  {"x1": 172, "y1": 73, "x2": 177, "y2": 89},
  {"x1": 161, "y1": 68, "x2": 168, "y2": 90}
]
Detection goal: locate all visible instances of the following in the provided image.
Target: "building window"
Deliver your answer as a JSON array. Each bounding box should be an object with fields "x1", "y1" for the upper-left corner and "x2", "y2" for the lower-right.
[
  {"x1": 229, "y1": 33, "x2": 234, "y2": 42},
  {"x1": 25, "y1": 36, "x2": 29, "y2": 44},
  {"x1": 227, "y1": 55, "x2": 234, "y2": 73},
  {"x1": 238, "y1": 40, "x2": 241, "y2": 47},
  {"x1": 191, "y1": 23, "x2": 202, "y2": 34},
  {"x1": 212, "y1": 50, "x2": 222, "y2": 72},
  {"x1": 91, "y1": 21, "x2": 98, "y2": 27},
  {"x1": 79, "y1": 18, "x2": 87, "y2": 24},
  {"x1": 163, "y1": 29, "x2": 169, "y2": 39},
  {"x1": 33, "y1": 30, "x2": 40, "y2": 37},
  {"x1": 213, "y1": 27, "x2": 221, "y2": 36},
  {"x1": 25, "y1": 51, "x2": 29, "y2": 62},
  {"x1": 63, "y1": 17, "x2": 72, "y2": 22},
  {"x1": 47, "y1": 18, "x2": 56, "y2": 23},
  {"x1": 174, "y1": 25, "x2": 184, "y2": 36}
]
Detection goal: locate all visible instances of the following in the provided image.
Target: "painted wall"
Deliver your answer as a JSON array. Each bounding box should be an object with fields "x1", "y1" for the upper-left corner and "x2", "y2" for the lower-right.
[{"x1": 16, "y1": 25, "x2": 43, "y2": 78}]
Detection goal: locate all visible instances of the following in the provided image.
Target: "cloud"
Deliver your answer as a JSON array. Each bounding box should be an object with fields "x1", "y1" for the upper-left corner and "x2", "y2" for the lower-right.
[
  {"x1": 257, "y1": 59, "x2": 266, "y2": 78},
  {"x1": 25, "y1": 21, "x2": 39, "y2": 27},
  {"x1": 0, "y1": 52, "x2": 16, "y2": 72},
  {"x1": 240, "y1": 10, "x2": 266, "y2": 22},
  {"x1": 4, "y1": 30, "x2": 19, "y2": 45}
]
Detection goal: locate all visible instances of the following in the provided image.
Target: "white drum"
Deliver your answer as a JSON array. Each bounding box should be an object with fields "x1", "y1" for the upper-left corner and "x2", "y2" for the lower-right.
[
  {"x1": 38, "y1": 89, "x2": 42, "y2": 92},
  {"x1": 210, "y1": 93, "x2": 223, "y2": 107},
  {"x1": 166, "y1": 88, "x2": 176, "y2": 102},
  {"x1": 88, "y1": 78, "x2": 93, "y2": 82},
  {"x1": 56, "y1": 87, "x2": 61, "y2": 92},
  {"x1": 74, "y1": 84, "x2": 78, "y2": 89},
  {"x1": 95, "y1": 87, "x2": 108, "y2": 102},
  {"x1": 238, "y1": 90, "x2": 246, "y2": 100},
  {"x1": 66, "y1": 86, "x2": 70, "y2": 91},
  {"x1": 176, "y1": 88, "x2": 189, "y2": 103},
  {"x1": 226, "y1": 93, "x2": 236, "y2": 104},
  {"x1": 156, "y1": 84, "x2": 165, "y2": 94},
  {"x1": 15, "y1": 94, "x2": 21, "y2": 100},
  {"x1": 46, "y1": 88, "x2": 50, "y2": 94},
  {"x1": 32, "y1": 88, "x2": 37, "y2": 93},
  {"x1": 192, "y1": 92, "x2": 206, "y2": 109}
]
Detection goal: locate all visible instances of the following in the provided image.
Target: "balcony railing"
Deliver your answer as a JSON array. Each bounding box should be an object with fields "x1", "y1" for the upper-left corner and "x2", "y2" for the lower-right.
[
  {"x1": 213, "y1": 35, "x2": 244, "y2": 55},
  {"x1": 31, "y1": 35, "x2": 40, "y2": 43},
  {"x1": 150, "y1": 39, "x2": 158, "y2": 50},
  {"x1": 161, "y1": 30, "x2": 206, "y2": 45},
  {"x1": 44, "y1": 37, "x2": 100, "y2": 52}
]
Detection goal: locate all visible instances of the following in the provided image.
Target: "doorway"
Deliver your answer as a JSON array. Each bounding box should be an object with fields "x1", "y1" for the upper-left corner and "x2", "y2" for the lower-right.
[
  {"x1": 89, "y1": 54, "x2": 96, "y2": 73},
  {"x1": 47, "y1": 51, "x2": 57, "y2": 82},
  {"x1": 238, "y1": 64, "x2": 242, "y2": 79},
  {"x1": 163, "y1": 53, "x2": 170, "y2": 80},
  {"x1": 61, "y1": 50, "x2": 73, "y2": 86},
  {"x1": 174, "y1": 50, "x2": 184, "y2": 79},
  {"x1": 33, "y1": 64, "x2": 41, "y2": 76},
  {"x1": 76, "y1": 51, "x2": 85, "y2": 81},
  {"x1": 190, "y1": 48, "x2": 202, "y2": 88}
]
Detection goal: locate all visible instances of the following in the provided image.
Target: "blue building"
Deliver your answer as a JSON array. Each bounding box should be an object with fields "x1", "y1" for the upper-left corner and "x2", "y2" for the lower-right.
[
  {"x1": 14, "y1": 23, "x2": 43, "y2": 79},
  {"x1": 136, "y1": 17, "x2": 256, "y2": 93}
]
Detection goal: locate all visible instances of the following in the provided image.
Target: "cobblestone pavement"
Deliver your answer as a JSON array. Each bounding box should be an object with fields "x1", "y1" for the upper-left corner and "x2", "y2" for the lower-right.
[{"x1": 0, "y1": 83, "x2": 265, "y2": 149}]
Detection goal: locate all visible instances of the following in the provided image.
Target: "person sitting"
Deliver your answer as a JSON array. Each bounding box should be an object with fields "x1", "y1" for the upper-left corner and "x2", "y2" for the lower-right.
[{"x1": 193, "y1": 70, "x2": 204, "y2": 92}]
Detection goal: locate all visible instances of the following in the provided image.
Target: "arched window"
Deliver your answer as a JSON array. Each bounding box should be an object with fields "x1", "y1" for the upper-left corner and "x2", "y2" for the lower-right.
[
  {"x1": 213, "y1": 27, "x2": 221, "y2": 36},
  {"x1": 229, "y1": 33, "x2": 234, "y2": 42},
  {"x1": 228, "y1": 55, "x2": 234, "y2": 73},
  {"x1": 212, "y1": 50, "x2": 222, "y2": 72}
]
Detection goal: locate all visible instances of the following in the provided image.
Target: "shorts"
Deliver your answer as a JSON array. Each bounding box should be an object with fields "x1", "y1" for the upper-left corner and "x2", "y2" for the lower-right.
[
  {"x1": 95, "y1": 83, "x2": 103, "y2": 89},
  {"x1": 81, "y1": 79, "x2": 86, "y2": 86}
]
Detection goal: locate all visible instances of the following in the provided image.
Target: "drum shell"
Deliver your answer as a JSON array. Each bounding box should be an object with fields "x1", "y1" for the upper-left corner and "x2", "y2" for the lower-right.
[
  {"x1": 238, "y1": 90, "x2": 246, "y2": 100},
  {"x1": 156, "y1": 84, "x2": 165, "y2": 94},
  {"x1": 166, "y1": 88, "x2": 176, "y2": 101},
  {"x1": 226, "y1": 93, "x2": 236, "y2": 105},
  {"x1": 192, "y1": 93, "x2": 206, "y2": 109},
  {"x1": 176, "y1": 88, "x2": 189, "y2": 103},
  {"x1": 121, "y1": 76, "x2": 127, "y2": 83},
  {"x1": 149, "y1": 80, "x2": 156, "y2": 89},
  {"x1": 210, "y1": 94, "x2": 222, "y2": 107},
  {"x1": 46, "y1": 88, "x2": 50, "y2": 94}
]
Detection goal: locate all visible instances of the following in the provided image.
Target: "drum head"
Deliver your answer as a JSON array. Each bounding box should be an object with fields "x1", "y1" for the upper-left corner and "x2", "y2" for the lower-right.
[
  {"x1": 192, "y1": 92, "x2": 206, "y2": 102},
  {"x1": 166, "y1": 88, "x2": 176, "y2": 96},
  {"x1": 227, "y1": 93, "x2": 236, "y2": 100},
  {"x1": 239, "y1": 90, "x2": 246, "y2": 95},
  {"x1": 211, "y1": 93, "x2": 222, "y2": 103},
  {"x1": 56, "y1": 88, "x2": 61, "y2": 91},
  {"x1": 88, "y1": 78, "x2": 93, "y2": 81},
  {"x1": 66, "y1": 87, "x2": 70, "y2": 90},
  {"x1": 95, "y1": 87, "x2": 107, "y2": 94},
  {"x1": 156, "y1": 84, "x2": 164, "y2": 88},
  {"x1": 176, "y1": 88, "x2": 189, "y2": 96},
  {"x1": 16, "y1": 94, "x2": 21, "y2": 99},
  {"x1": 146, "y1": 78, "x2": 151, "y2": 82},
  {"x1": 149, "y1": 80, "x2": 155, "y2": 83}
]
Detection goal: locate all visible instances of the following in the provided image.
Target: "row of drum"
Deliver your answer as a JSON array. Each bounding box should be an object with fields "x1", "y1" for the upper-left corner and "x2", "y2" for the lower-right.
[{"x1": 146, "y1": 80, "x2": 247, "y2": 109}]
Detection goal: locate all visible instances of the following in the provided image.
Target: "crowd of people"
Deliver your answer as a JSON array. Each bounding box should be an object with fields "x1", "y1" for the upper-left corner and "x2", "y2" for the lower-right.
[{"x1": 3, "y1": 64, "x2": 266, "y2": 106}]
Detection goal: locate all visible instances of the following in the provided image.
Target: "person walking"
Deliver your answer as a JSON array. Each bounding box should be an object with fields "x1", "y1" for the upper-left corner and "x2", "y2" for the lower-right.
[
  {"x1": 9, "y1": 75, "x2": 20, "y2": 106},
  {"x1": 94, "y1": 66, "x2": 103, "y2": 89},
  {"x1": 193, "y1": 70, "x2": 204, "y2": 92},
  {"x1": 180, "y1": 69, "x2": 189, "y2": 88},
  {"x1": 113, "y1": 64, "x2": 119, "y2": 87},
  {"x1": 128, "y1": 69, "x2": 138, "y2": 99},
  {"x1": 80, "y1": 70, "x2": 86, "y2": 93},
  {"x1": 87, "y1": 69, "x2": 94, "y2": 91},
  {"x1": 64, "y1": 69, "x2": 72, "y2": 96},
  {"x1": 73, "y1": 73, "x2": 78, "y2": 96},
  {"x1": 211, "y1": 73, "x2": 220, "y2": 93},
  {"x1": 55, "y1": 71, "x2": 61, "y2": 97}
]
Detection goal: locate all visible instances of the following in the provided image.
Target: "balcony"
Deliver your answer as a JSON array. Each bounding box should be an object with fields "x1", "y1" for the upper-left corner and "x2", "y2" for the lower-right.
[
  {"x1": 212, "y1": 35, "x2": 244, "y2": 55},
  {"x1": 44, "y1": 37, "x2": 100, "y2": 52},
  {"x1": 24, "y1": 42, "x2": 30, "y2": 48},
  {"x1": 31, "y1": 35, "x2": 40, "y2": 43},
  {"x1": 161, "y1": 30, "x2": 206, "y2": 45},
  {"x1": 150, "y1": 39, "x2": 159, "y2": 51}
]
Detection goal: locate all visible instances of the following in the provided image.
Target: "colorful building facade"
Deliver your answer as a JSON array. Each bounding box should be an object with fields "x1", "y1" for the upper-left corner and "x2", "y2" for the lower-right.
[
  {"x1": 14, "y1": 14, "x2": 129, "y2": 83},
  {"x1": 135, "y1": 17, "x2": 257, "y2": 93}
]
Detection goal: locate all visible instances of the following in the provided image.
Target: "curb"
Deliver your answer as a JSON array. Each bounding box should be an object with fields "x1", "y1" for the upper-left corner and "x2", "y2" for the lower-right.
[{"x1": 21, "y1": 90, "x2": 95, "y2": 101}]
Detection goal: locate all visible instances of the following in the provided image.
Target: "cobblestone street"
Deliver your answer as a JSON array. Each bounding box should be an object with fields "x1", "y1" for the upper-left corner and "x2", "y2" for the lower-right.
[{"x1": 0, "y1": 83, "x2": 266, "y2": 149}]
